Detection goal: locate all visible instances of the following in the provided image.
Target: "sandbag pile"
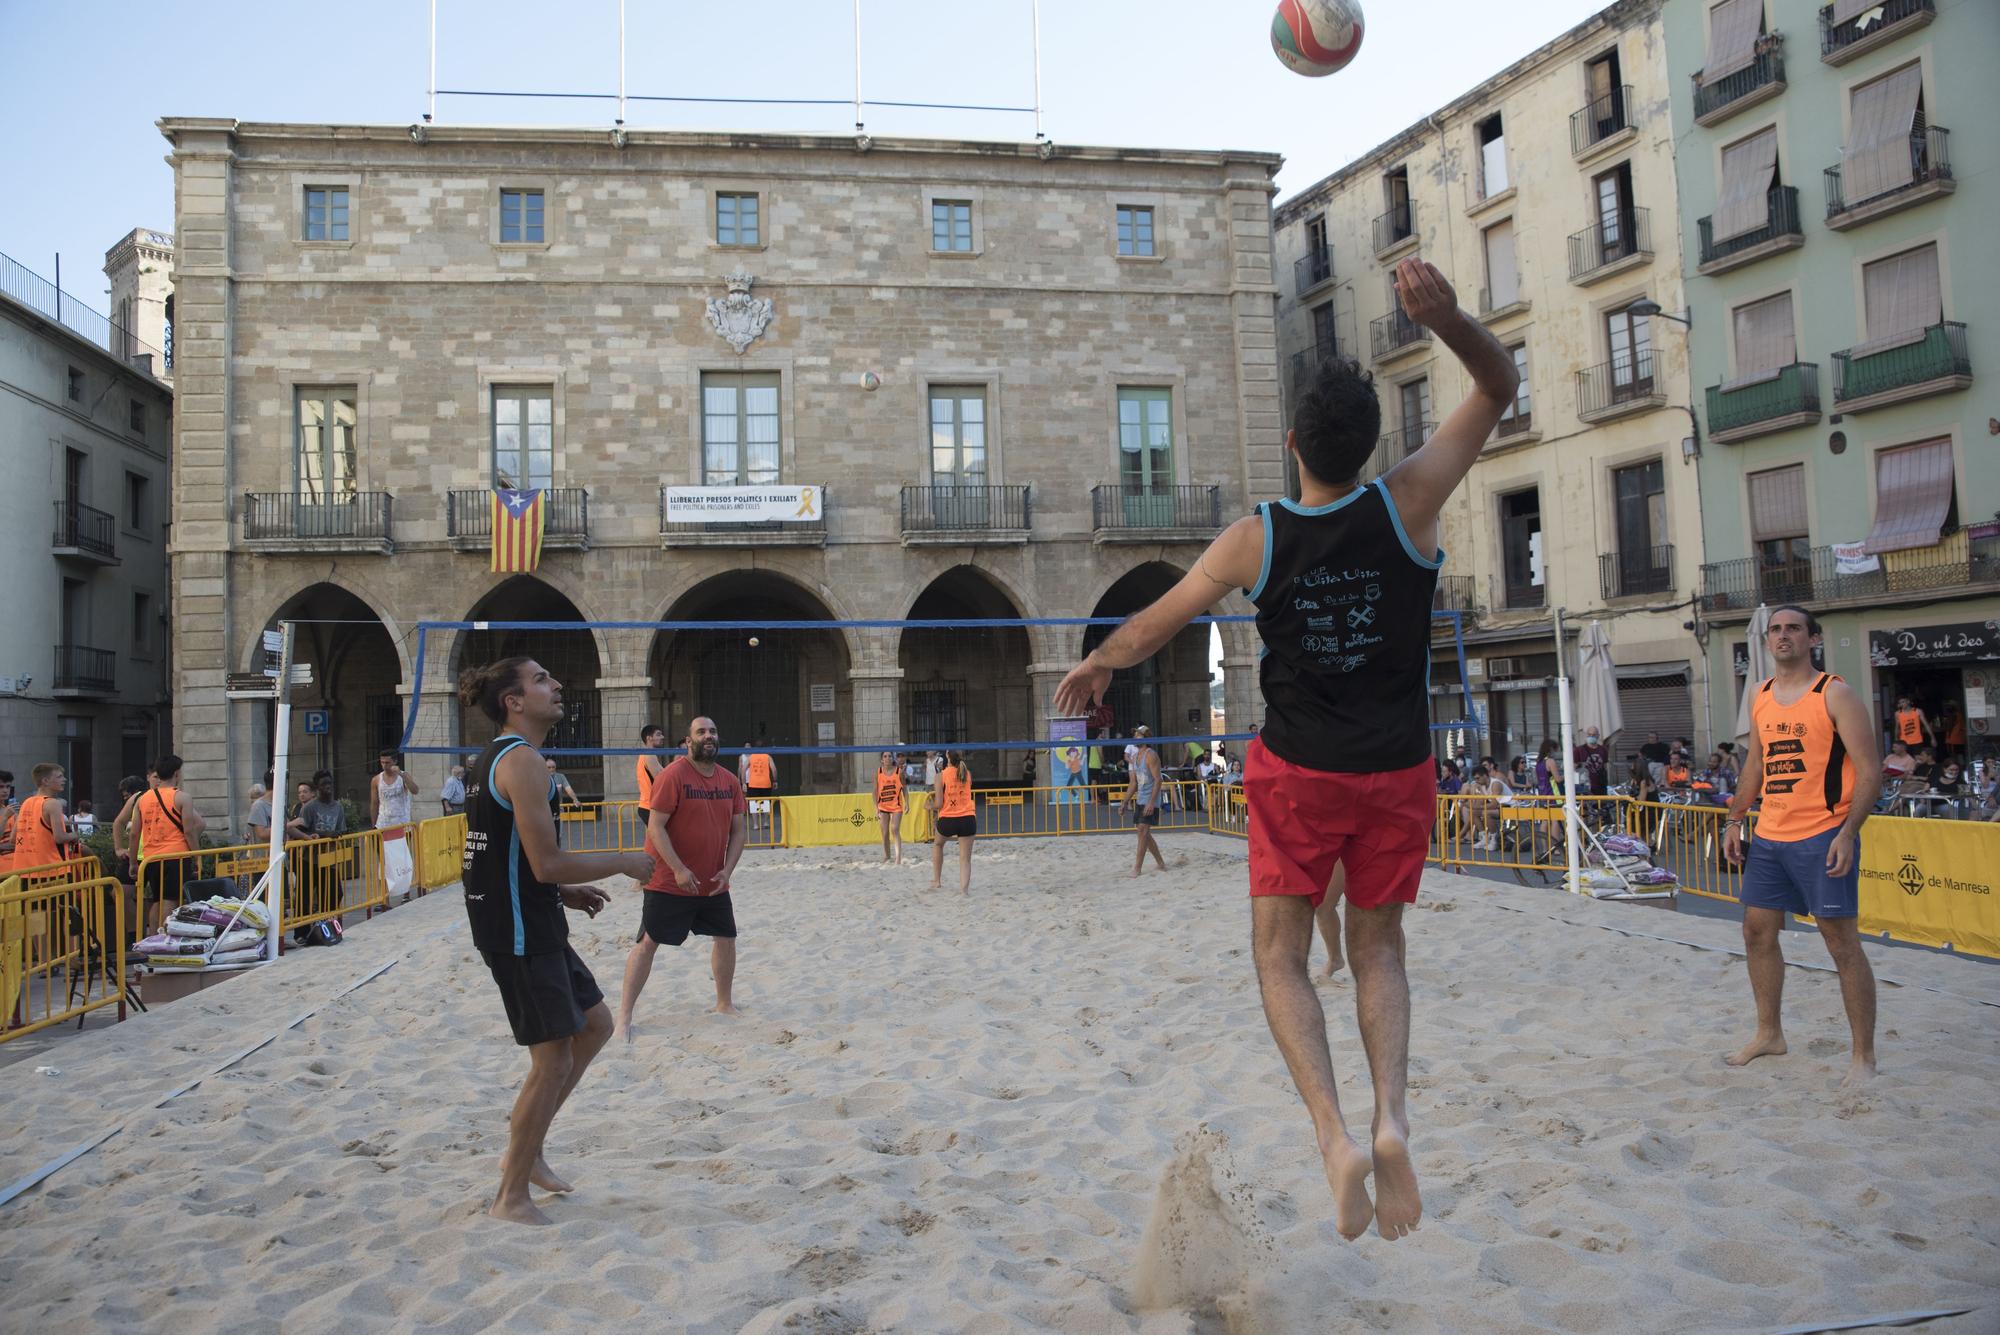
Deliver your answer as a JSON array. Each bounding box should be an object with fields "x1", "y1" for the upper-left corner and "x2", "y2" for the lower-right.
[
  {"x1": 133, "y1": 897, "x2": 273, "y2": 970},
  {"x1": 1583, "y1": 832, "x2": 1679, "y2": 897}
]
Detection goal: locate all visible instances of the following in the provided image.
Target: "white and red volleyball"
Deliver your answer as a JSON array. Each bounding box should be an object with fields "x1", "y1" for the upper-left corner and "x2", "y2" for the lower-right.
[{"x1": 1271, "y1": 0, "x2": 1365, "y2": 78}]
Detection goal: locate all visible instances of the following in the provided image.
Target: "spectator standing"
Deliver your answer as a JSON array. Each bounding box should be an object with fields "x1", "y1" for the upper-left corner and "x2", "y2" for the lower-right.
[
  {"x1": 1638, "y1": 732, "x2": 1670, "y2": 788},
  {"x1": 440, "y1": 765, "x2": 467, "y2": 817},
  {"x1": 1573, "y1": 728, "x2": 1609, "y2": 796},
  {"x1": 370, "y1": 750, "x2": 418, "y2": 832}
]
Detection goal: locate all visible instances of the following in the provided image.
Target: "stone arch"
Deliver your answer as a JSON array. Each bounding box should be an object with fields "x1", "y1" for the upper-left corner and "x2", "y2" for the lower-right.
[
  {"x1": 898, "y1": 566, "x2": 1035, "y2": 783},
  {"x1": 250, "y1": 582, "x2": 407, "y2": 805},
  {"x1": 453, "y1": 577, "x2": 608, "y2": 798},
  {"x1": 648, "y1": 570, "x2": 855, "y2": 795},
  {"x1": 1083, "y1": 561, "x2": 1216, "y2": 746}
]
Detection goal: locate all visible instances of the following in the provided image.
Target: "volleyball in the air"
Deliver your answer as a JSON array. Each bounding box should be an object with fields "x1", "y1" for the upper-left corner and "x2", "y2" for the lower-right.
[
  {"x1": 1272, "y1": 0, "x2": 1365, "y2": 77},
  {"x1": 748, "y1": 637, "x2": 761, "y2": 647}
]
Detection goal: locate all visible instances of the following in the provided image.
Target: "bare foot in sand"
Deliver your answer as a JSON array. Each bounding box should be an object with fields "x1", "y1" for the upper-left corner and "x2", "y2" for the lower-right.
[
  {"x1": 710, "y1": 1002, "x2": 738, "y2": 1016},
  {"x1": 615, "y1": 1022, "x2": 636, "y2": 1045},
  {"x1": 530, "y1": 1157, "x2": 573, "y2": 1194},
  {"x1": 1317, "y1": 1128, "x2": 1374, "y2": 1241},
  {"x1": 1725, "y1": 1032, "x2": 1788, "y2": 1067},
  {"x1": 488, "y1": 1196, "x2": 551, "y2": 1226},
  {"x1": 1316, "y1": 962, "x2": 1345, "y2": 984},
  {"x1": 1372, "y1": 1121, "x2": 1421, "y2": 1240},
  {"x1": 1840, "y1": 1056, "x2": 1877, "y2": 1088}
]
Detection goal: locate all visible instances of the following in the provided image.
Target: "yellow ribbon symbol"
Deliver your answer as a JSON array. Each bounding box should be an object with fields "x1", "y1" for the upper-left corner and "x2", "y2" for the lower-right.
[{"x1": 796, "y1": 488, "x2": 817, "y2": 518}]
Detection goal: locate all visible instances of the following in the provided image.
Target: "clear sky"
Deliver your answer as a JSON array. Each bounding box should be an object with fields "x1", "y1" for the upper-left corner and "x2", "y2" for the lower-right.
[{"x1": 1, "y1": 0, "x2": 1610, "y2": 305}]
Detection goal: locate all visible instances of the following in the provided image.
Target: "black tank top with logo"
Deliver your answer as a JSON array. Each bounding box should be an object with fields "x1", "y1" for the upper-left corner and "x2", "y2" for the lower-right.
[
  {"x1": 461, "y1": 734, "x2": 565, "y2": 956},
  {"x1": 1248, "y1": 480, "x2": 1442, "y2": 773}
]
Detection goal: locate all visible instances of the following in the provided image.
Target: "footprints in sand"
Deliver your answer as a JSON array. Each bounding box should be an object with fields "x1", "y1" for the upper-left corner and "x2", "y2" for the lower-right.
[{"x1": 1620, "y1": 1130, "x2": 1691, "y2": 1172}]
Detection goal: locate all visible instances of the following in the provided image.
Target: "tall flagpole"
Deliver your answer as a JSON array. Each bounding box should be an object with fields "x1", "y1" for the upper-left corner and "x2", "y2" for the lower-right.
[
  {"x1": 617, "y1": 0, "x2": 627, "y2": 125},
  {"x1": 853, "y1": 0, "x2": 865, "y2": 131},
  {"x1": 426, "y1": 0, "x2": 437, "y2": 122},
  {"x1": 1032, "y1": 0, "x2": 1044, "y2": 141}
]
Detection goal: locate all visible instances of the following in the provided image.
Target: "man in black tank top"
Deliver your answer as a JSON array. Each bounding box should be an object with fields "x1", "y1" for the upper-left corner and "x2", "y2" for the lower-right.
[
  {"x1": 457, "y1": 657, "x2": 653, "y2": 1226},
  {"x1": 1058, "y1": 260, "x2": 1519, "y2": 1244}
]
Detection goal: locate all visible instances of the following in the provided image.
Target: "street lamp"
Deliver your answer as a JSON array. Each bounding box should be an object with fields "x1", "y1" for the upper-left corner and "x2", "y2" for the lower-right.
[{"x1": 1630, "y1": 299, "x2": 1701, "y2": 457}]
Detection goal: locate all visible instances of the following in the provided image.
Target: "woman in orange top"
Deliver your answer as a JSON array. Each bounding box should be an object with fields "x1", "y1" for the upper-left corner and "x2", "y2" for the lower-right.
[
  {"x1": 930, "y1": 749, "x2": 978, "y2": 896},
  {"x1": 874, "y1": 751, "x2": 906, "y2": 866}
]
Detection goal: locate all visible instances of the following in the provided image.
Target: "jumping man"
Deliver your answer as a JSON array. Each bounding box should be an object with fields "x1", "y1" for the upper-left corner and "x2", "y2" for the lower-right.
[
  {"x1": 457, "y1": 657, "x2": 654, "y2": 1225},
  {"x1": 618, "y1": 715, "x2": 749, "y2": 1036},
  {"x1": 1723, "y1": 605, "x2": 1883, "y2": 1087},
  {"x1": 1058, "y1": 259, "x2": 1518, "y2": 1242}
]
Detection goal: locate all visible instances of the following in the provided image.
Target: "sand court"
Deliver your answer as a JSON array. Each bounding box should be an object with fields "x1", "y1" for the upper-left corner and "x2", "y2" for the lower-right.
[{"x1": 2, "y1": 834, "x2": 1996, "y2": 1333}]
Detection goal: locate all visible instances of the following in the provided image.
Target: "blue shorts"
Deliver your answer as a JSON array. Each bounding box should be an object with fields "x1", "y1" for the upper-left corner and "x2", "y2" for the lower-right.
[{"x1": 1741, "y1": 825, "x2": 1859, "y2": 919}]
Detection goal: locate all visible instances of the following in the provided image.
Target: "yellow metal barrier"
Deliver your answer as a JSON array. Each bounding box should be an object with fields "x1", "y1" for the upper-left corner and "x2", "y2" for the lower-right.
[
  {"x1": 414, "y1": 814, "x2": 468, "y2": 892},
  {"x1": 137, "y1": 830, "x2": 391, "y2": 942},
  {"x1": 1208, "y1": 784, "x2": 1248, "y2": 838},
  {"x1": 1627, "y1": 799, "x2": 1742, "y2": 903},
  {"x1": 1, "y1": 872, "x2": 126, "y2": 1042}
]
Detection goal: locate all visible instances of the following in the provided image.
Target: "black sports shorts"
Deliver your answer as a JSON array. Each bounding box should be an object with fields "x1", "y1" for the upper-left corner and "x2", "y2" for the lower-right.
[
  {"x1": 637, "y1": 890, "x2": 738, "y2": 946},
  {"x1": 934, "y1": 814, "x2": 977, "y2": 839},
  {"x1": 1133, "y1": 806, "x2": 1161, "y2": 827},
  {"x1": 480, "y1": 944, "x2": 604, "y2": 1047}
]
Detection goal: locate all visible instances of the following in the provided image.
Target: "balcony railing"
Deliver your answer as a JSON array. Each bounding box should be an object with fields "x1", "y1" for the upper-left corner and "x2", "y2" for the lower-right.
[
  {"x1": 1600, "y1": 544, "x2": 1675, "y2": 601},
  {"x1": 1825, "y1": 126, "x2": 1952, "y2": 221},
  {"x1": 1495, "y1": 409, "x2": 1535, "y2": 441},
  {"x1": 1700, "y1": 531, "x2": 2000, "y2": 614},
  {"x1": 1832, "y1": 322, "x2": 1970, "y2": 407},
  {"x1": 1570, "y1": 84, "x2": 1633, "y2": 156},
  {"x1": 1698, "y1": 186, "x2": 1804, "y2": 270},
  {"x1": 1705, "y1": 362, "x2": 1821, "y2": 440},
  {"x1": 1568, "y1": 206, "x2": 1651, "y2": 281},
  {"x1": 241, "y1": 492, "x2": 394, "y2": 545},
  {"x1": 900, "y1": 484, "x2": 1030, "y2": 534},
  {"x1": 1433, "y1": 576, "x2": 1477, "y2": 615},
  {"x1": 1372, "y1": 203, "x2": 1415, "y2": 254},
  {"x1": 1090, "y1": 484, "x2": 1221, "y2": 534},
  {"x1": 54, "y1": 644, "x2": 116, "y2": 694},
  {"x1": 1369, "y1": 310, "x2": 1427, "y2": 360},
  {"x1": 1693, "y1": 38, "x2": 1786, "y2": 122},
  {"x1": 447, "y1": 488, "x2": 590, "y2": 542},
  {"x1": 1820, "y1": 0, "x2": 1933, "y2": 61},
  {"x1": 1294, "y1": 244, "x2": 1334, "y2": 296},
  {"x1": 1381, "y1": 420, "x2": 1432, "y2": 462},
  {"x1": 1497, "y1": 574, "x2": 1547, "y2": 612},
  {"x1": 1576, "y1": 354, "x2": 1660, "y2": 420},
  {"x1": 659, "y1": 486, "x2": 829, "y2": 541},
  {"x1": 51, "y1": 500, "x2": 118, "y2": 562}
]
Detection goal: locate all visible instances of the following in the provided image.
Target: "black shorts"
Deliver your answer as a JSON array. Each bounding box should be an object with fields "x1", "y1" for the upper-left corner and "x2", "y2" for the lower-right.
[
  {"x1": 745, "y1": 785, "x2": 775, "y2": 799},
  {"x1": 480, "y1": 944, "x2": 604, "y2": 1047},
  {"x1": 935, "y1": 814, "x2": 976, "y2": 839},
  {"x1": 637, "y1": 890, "x2": 738, "y2": 946},
  {"x1": 144, "y1": 859, "x2": 190, "y2": 903},
  {"x1": 1133, "y1": 806, "x2": 1161, "y2": 827}
]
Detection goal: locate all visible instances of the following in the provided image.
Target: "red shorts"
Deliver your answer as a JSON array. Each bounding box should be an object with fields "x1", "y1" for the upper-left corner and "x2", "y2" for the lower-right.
[{"x1": 1246, "y1": 739, "x2": 1435, "y2": 909}]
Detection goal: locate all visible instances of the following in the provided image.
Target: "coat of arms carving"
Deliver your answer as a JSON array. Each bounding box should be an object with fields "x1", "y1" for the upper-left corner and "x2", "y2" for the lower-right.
[{"x1": 705, "y1": 271, "x2": 774, "y2": 354}]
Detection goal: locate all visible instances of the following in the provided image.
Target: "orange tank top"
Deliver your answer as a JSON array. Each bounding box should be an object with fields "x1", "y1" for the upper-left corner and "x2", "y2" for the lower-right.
[
  {"x1": 874, "y1": 770, "x2": 904, "y2": 813},
  {"x1": 1895, "y1": 708, "x2": 1925, "y2": 746},
  {"x1": 10, "y1": 794, "x2": 65, "y2": 871},
  {"x1": 745, "y1": 753, "x2": 773, "y2": 788},
  {"x1": 636, "y1": 756, "x2": 660, "y2": 801},
  {"x1": 138, "y1": 786, "x2": 193, "y2": 857},
  {"x1": 1753, "y1": 674, "x2": 1857, "y2": 842},
  {"x1": 938, "y1": 766, "x2": 976, "y2": 819}
]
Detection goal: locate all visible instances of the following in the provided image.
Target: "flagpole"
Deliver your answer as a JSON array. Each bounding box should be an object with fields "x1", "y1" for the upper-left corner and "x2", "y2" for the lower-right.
[
  {"x1": 617, "y1": 0, "x2": 627, "y2": 126},
  {"x1": 853, "y1": 0, "x2": 865, "y2": 132},
  {"x1": 426, "y1": 0, "x2": 437, "y2": 123},
  {"x1": 1032, "y1": 0, "x2": 1044, "y2": 142}
]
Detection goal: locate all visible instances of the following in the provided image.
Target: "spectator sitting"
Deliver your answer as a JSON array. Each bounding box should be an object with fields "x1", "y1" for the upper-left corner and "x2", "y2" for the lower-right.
[
  {"x1": 1664, "y1": 750, "x2": 1694, "y2": 790},
  {"x1": 1437, "y1": 759, "x2": 1463, "y2": 795},
  {"x1": 1692, "y1": 754, "x2": 1732, "y2": 803},
  {"x1": 1882, "y1": 740, "x2": 1916, "y2": 778},
  {"x1": 1625, "y1": 759, "x2": 1658, "y2": 805}
]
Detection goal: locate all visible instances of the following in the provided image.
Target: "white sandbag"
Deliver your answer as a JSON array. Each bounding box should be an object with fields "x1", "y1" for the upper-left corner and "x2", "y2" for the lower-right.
[
  {"x1": 165, "y1": 920, "x2": 217, "y2": 939},
  {"x1": 215, "y1": 929, "x2": 262, "y2": 953},
  {"x1": 208, "y1": 947, "x2": 266, "y2": 966},
  {"x1": 206, "y1": 897, "x2": 272, "y2": 931}
]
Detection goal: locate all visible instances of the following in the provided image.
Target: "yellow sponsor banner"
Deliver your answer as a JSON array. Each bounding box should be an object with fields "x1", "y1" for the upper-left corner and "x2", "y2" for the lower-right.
[
  {"x1": 779, "y1": 790, "x2": 932, "y2": 848},
  {"x1": 1854, "y1": 815, "x2": 2000, "y2": 959}
]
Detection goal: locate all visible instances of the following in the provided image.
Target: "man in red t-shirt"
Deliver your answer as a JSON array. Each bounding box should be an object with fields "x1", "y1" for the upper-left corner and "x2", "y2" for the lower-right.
[{"x1": 615, "y1": 715, "x2": 748, "y2": 1039}]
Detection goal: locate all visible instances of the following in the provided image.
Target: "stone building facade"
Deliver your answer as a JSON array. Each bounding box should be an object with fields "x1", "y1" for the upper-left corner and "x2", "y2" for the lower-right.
[
  {"x1": 1273, "y1": 0, "x2": 1714, "y2": 768},
  {"x1": 0, "y1": 235, "x2": 176, "y2": 812},
  {"x1": 159, "y1": 120, "x2": 1282, "y2": 828}
]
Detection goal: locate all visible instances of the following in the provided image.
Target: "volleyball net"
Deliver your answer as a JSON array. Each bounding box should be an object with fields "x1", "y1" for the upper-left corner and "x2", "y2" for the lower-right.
[{"x1": 398, "y1": 613, "x2": 1480, "y2": 797}]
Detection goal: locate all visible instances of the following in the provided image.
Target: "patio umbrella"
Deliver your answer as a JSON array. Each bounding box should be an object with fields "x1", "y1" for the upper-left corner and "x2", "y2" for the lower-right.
[
  {"x1": 1574, "y1": 620, "x2": 1623, "y2": 744},
  {"x1": 1734, "y1": 603, "x2": 1773, "y2": 745}
]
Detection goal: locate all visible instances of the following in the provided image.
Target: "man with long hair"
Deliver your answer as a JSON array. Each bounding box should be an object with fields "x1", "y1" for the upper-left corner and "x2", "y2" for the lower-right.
[{"x1": 456, "y1": 657, "x2": 653, "y2": 1225}]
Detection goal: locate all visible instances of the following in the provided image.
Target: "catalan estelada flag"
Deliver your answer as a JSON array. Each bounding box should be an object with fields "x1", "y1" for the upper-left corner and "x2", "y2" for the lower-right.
[{"x1": 491, "y1": 488, "x2": 545, "y2": 573}]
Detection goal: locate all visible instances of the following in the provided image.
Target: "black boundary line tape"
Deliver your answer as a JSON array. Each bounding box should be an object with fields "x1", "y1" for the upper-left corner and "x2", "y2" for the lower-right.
[
  {"x1": 0, "y1": 920, "x2": 461, "y2": 1211},
  {"x1": 1485, "y1": 902, "x2": 2000, "y2": 1010},
  {"x1": 1765, "y1": 1307, "x2": 1976, "y2": 1334}
]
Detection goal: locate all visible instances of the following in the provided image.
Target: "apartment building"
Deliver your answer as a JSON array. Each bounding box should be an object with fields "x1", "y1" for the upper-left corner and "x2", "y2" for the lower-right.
[
  {"x1": 1275, "y1": 0, "x2": 1710, "y2": 767},
  {"x1": 159, "y1": 119, "x2": 1284, "y2": 823},
  {"x1": 0, "y1": 234, "x2": 176, "y2": 810},
  {"x1": 1666, "y1": 0, "x2": 1996, "y2": 754}
]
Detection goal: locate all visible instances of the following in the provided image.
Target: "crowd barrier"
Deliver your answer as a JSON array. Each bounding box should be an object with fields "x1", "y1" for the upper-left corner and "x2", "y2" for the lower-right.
[{"x1": 1, "y1": 870, "x2": 128, "y2": 1041}]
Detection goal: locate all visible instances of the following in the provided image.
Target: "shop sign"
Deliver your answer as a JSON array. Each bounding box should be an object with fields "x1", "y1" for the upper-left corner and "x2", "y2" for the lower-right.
[{"x1": 1869, "y1": 621, "x2": 2000, "y2": 668}]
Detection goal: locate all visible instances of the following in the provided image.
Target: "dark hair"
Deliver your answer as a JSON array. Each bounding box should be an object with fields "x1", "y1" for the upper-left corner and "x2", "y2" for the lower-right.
[
  {"x1": 1768, "y1": 604, "x2": 1821, "y2": 636},
  {"x1": 379, "y1": 749, "x2": 399, "y2": 762},
  {"x1": 119, "y1": 774, "x2": 145, "y2": 798},
  {"x1": 1290, "y1": 355, "x2": 1382, "y2": 486},
  {"x1": 457, "y1": 657, "x2": 534, "y2": 725},
  {"x1": 0, "y1": 770, "x2": 11, "y2": 784},
  {"x1": 946, "y1": 749, "x2": 967, "y2": 775},
  {"x1": 640, "y1": 723, "x2": 666, "y2": 742},
  {"x1": 152, "y1": 754, "x2": 184, "y2": 781},
  {"x1": 313, "y1": 769, "x2": 333, "y2": 785}
]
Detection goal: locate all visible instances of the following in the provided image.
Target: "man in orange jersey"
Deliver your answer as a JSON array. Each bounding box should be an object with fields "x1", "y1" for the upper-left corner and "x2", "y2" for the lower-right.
[
  {"x1": 738, "y1": 739, "x2": 777, "y2": 839},
  {"x1": 635, "y1": 724, "x2": 667, "y2": 800},
  {"x1": 10, "y1": 763, "x2": 84, "y2": 874},
  {"x1": 1723, "y1": 606, "x2": 1883, "y2": 1087}
]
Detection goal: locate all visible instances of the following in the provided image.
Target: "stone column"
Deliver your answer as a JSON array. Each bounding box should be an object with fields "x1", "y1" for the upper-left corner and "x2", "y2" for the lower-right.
[
  {"x1": 847, "y1": 668, "x2": 904, "y2": 792},
  {"x1": 163, "y1": 121, "x2": 239, "y2": 822},
  {"x1": 1222, "y1": 656, "x2": 1265, "y2": 742},
  {"x1": 1225, "y1": 160, "x2": 1286, "y2": 511},
  {"x1": 596, "y1": 678, "x2": 656, "y2": 804}
]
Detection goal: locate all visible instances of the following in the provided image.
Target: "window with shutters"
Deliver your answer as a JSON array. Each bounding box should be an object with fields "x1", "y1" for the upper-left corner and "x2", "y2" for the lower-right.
[
  {"x1": 1482, "y1": 219, "x2": 1520, "y2": 312},
  {"x1": 1476, "y1": 114, "x2": 1508, "y2": 199},
  {"x1": 1611, "y1": 459, "x2": 1670, "y2": 596},
  {"x1": 1858, "y1": 243, "x2": 1941, "y2": 349},
  {"x1": 1591, "y1": 162, "x2": 1639, "y2": 267},
  {"x1": 1728, "y1": 293, "x2": 1797, "y2": 382},
  {"x1": 1863, "y1": 438, "x2": 1956, "y2": 555},
  {"x1": 1397, "y1": 379, "x2": 1433, "y2": 454},
  {"x1": 1496, "y1": 343, "x2": 1533, "y2": 437},
  {"x1": 1747, "y1": 464, "x2": 1812, "y2": 600},
  {"x1": 1605, "y1": 302, "x2": 1655, "y2": 396},
  {"x1": 1311, "y1": 301, "x2": 1336, "y2": 360},
  {"x1": 1500, "y1": 488, "x2": 1543, "y2": 609}
]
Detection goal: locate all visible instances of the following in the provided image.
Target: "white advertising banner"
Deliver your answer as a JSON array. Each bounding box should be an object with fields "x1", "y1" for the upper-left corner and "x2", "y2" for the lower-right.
[
  {"x1": 665, "y1": 485, "x2": 823, "y2": 524},
  {"x1": 1833, "y1": 540, "x2": 1881, "y2": 576}
]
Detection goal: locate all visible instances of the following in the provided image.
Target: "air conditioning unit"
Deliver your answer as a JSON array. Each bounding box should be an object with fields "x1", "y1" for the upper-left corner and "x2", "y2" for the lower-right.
[
  {"x1": 1466, "y1": 658, "x2": 1485, "y2": 679},
  {"x1": 1487, "y1": 657, "x2": 1522, "y2": 679}
]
